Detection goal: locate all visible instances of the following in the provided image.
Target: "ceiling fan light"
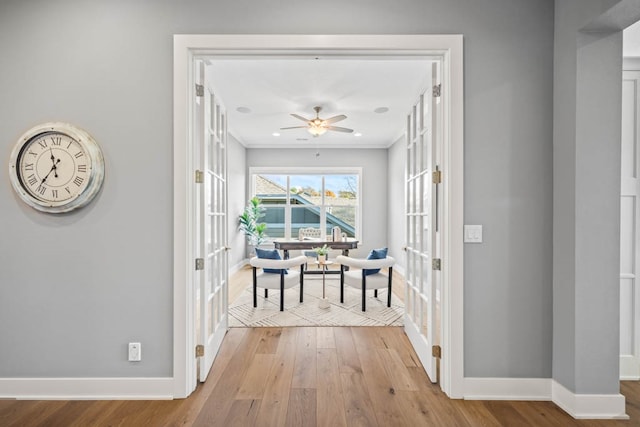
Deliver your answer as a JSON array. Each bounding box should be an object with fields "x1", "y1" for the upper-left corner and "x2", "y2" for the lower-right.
[{"x1": 308, "y1": 126, "x2": 327, "y2": 136}]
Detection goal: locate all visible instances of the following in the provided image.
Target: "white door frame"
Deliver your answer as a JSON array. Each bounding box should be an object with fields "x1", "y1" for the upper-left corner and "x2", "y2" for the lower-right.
[
  {"x1": 172, "y1": 34, "x2": 464, "y2": 399},
  {"x1": 620, "y1": 69, "x2": 640, "y2": 380}
]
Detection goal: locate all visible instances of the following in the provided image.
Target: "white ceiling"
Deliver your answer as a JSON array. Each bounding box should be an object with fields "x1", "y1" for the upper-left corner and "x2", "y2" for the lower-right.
[
  {"x1": 205, "y1": 58, "x2": 433, "y2": 149},
  {"x1": 202, "y1": 24, "x2": 640, "y2": 150}
]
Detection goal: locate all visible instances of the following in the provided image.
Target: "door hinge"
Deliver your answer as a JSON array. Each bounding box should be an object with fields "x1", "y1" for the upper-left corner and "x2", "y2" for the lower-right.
[
  {"x1": 195, "y1": 84, "x2": 204, "y2": 97},
  {"x1": 195, "y1": 258, "x2": 204, "y2": 270},
  {"x1": 432, "y1": 345, "x2": 442, "y2": 359},
  {"x1": 195, "y1": 170, "x2": 204, "y2": 183},
  {"x1": 432, "y1": 169, "x2": 442, "y2": 184},
  {"x1": 433, "y1": 84, "x2": 441, "y2": 98},
  {"x1": 432, "y1": 258, "x2": 441, "y2": 271},
  {"x1": 195, "y1": 344, "x2": 204, "y2": 358}
]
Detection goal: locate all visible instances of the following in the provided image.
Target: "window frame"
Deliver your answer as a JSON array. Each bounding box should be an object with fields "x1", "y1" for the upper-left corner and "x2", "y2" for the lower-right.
[{"x1": 249, "y1": 166, "x2": 363, "y2": 242}]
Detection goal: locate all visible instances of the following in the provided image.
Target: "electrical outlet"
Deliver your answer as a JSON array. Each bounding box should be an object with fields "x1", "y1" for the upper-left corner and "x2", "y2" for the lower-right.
[{"x1": 128, "y1": 342, "x2": 141, "y2": 362}]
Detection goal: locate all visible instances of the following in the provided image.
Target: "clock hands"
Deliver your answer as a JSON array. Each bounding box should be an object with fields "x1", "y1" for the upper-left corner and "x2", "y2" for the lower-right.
[
  {"x1": 49, "y1": 148, "x2": 58, "y2": 178},
  {"x1": 41, "y1": 159, "x2": 60, "y2": 184}
]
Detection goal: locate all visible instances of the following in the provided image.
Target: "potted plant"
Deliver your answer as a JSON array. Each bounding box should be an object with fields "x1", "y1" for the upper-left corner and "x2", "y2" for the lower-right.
[
  {"x1": 238, "y1": 197, "x2": 267, "y2": 252},
  {"x1": 313, "y1": 244, "x2": 330, "y2": 263}
]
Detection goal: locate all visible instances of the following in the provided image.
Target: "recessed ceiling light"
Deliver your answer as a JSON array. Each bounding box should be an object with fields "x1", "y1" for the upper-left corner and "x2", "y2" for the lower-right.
[
  {"x1": 296, "y1": 138, "x2": 308, "y2": 141},
  {"x1": 236, "y1": 106, "x2": 251, "y2": 114},
  {"x1": 272, "y1": 132, "x2": 280, "y2": 137},
  {"x1": 354, "y1": 132, "x2": 362, "y2": 137},
  {"x1": 374, "y1": 107, "x2": 389, "y2": 114}
]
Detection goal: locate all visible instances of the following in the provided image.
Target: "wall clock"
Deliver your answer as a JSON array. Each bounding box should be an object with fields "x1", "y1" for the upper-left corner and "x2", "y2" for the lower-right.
[{"x1": 9, "y1": 122, "x2": 105, "y2": 213}]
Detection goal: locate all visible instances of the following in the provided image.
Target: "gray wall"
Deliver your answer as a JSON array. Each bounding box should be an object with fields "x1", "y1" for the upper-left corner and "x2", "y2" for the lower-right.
[
  {"x1": 245, "y1": 148, "x2": 388, "y2": 257},
  {"x1": 227, "y1": 134, "x2": 247, "y2": 272},
  {"x1": 0, "y1": 0, "x2": 557, "y2": 381},
  {"x1": 388, "y1": 136, "x2": 407, "y2": 274},
  {"x1": 553, "y1": 0, "x2": 640, "y2": 395}
]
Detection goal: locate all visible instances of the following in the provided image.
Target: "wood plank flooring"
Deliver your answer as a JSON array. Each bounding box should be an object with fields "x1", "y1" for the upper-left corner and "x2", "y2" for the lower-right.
[
  {"x1": 2, "y1": 326, "x2": 640, "y2": 426},
  {"x1": 2, "y1": 269, "x2": 639, "y2": 425}
]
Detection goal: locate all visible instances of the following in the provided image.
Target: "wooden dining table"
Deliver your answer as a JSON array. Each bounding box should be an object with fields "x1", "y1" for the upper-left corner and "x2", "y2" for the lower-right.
[{"x1": 273, "y1": 238, "x2": 359, "y2": 258}]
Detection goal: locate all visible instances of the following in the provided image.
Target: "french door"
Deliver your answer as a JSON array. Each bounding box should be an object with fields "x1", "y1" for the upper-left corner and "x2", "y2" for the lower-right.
[
  {"x1": 404, "y1": 62, "x2": 443, "y2": 384},
  {"x1": 194, "y1": 60, "x2": 229, "y2": 382},
  {"x1": 620, "y1": 70, "x2": 640, "y2": 379}
]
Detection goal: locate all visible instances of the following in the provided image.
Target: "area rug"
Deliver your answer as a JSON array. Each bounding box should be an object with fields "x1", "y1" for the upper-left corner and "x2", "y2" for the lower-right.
[{"x1": 229, "y1": 275, "x2": 404, "y2": 327}]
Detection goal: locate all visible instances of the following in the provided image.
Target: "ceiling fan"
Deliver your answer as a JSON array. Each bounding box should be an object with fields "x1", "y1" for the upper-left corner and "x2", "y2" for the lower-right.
[{"x1": 280, "y1": 106, "x2": 354, "y2": 136}]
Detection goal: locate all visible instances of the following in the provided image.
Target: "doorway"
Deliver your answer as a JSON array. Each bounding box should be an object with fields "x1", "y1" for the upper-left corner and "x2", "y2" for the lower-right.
[
  {"x1": 621, "y1": 69, "x2": 640, "y2": 379},
  {"x1": 173, "y1": 34, "x2": 464, "y2": 399}
]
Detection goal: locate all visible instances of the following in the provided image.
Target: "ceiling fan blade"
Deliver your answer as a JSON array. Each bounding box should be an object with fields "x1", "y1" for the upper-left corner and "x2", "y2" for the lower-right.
[
  {"x1": 291, "y1": 113, "x2": 311, "y2": 123},
  {"x1": 324, "y1": 114, "x2": 347, "y2": 124},
  {"x1": 327, "y1": 126, "x2": 354, "y2": 133},
  {"x1": 280, "y1": 126, "x2": 310, "y2": 130}
]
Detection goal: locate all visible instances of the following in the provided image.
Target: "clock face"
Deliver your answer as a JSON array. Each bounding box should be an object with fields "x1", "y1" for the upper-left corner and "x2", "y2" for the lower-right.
[{"x1": 9, "y1": 123, "x2": 104, "y2": 213}]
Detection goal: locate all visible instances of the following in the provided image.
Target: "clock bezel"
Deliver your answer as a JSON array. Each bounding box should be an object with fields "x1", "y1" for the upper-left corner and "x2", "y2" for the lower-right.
[{"x1": 9, "y1": 122, "x2": 105, "y2": 214}]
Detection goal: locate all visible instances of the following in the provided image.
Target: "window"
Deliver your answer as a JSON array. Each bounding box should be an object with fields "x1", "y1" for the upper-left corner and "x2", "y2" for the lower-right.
[{"x1": 251, "y1": 168, "x2": 361, "y2": 240}]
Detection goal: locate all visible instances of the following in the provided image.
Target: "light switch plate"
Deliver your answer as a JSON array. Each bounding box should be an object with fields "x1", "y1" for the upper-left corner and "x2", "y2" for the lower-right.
[{"x1": 464, "y1": 225, "x2": 483, "y2": 243}]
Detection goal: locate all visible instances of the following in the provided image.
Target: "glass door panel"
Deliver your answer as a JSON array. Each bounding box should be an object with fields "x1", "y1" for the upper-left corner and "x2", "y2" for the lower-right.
[{"x1": 404, "y1": 62, "x2": 441, "y2": 384}]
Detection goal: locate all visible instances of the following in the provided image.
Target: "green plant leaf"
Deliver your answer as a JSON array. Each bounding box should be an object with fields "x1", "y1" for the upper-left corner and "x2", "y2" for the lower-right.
[{"x1": 238, "y1": 197, "x2": 268, "y2": 245}]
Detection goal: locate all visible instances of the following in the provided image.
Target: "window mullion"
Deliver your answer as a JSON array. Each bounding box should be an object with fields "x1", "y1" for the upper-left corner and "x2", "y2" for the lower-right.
[
  {"x1": 321, "y1": 176, "x2": 326, "y2": 239},
  {"x1": 285, "y1": 175, "x2": 291, "y2": 239}
]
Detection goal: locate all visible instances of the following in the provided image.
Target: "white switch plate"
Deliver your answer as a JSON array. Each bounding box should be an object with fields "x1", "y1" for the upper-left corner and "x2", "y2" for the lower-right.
[
  {"x1": 128, "y1": 342, "x2": 141, "y2": 361},
  {"x1": 464, "y1": 225, "x2": 483, "y2": 243}
]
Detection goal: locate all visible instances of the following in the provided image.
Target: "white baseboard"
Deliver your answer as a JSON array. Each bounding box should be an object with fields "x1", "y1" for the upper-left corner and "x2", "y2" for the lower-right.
[
  {"x1": 464, "y1": 378, "x2": 628, "y2": 420},
  {"x1": 393, "y1": 264, "x2": 405, "y2": 277},
  {"x1": 620, "y1": 354, "x2": 640, "y2": 380},
  {"x1": 464, "y1": 377, "x2": 551, "y2": 401},
  {"x1": 0, "y1": 377, "x2": 173, "y2": 400},
  {"x1": 230, "y1": 259, "x2": 247, "y2": 275},
  {"x1": 551, "y1": 380, "x2": 628, "y2": 420}
]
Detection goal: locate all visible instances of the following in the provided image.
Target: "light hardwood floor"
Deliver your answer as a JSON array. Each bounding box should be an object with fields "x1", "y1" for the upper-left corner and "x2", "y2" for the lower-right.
[
  {"x1": 2, "y1": 268, "x2": 639, "y2": 426},
  {"x1": 1, "y1": 326, "x2": 640, "y2": 426}
]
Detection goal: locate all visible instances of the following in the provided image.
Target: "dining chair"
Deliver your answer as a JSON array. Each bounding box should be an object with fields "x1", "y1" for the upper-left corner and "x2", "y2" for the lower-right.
[
  {"x1": 249, "y1": 255, "x2": 307, "y2": 311},
  {"x1": 335, "y1": 254, "x2": 396, "y2": 311}
]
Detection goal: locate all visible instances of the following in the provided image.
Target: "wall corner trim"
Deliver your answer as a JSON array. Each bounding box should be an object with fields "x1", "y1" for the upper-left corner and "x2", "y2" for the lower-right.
[
  {"x1": 0, "y1": 377, "x2": 174, "y2": 400},
  {"x1": 464, "y1": 377, "x2": 551, "y2": 401},
  {"x1": 551, "y1": 380, "x2": 628, "y2": 420},
  {"x1": 464, "y1": 378, "x2": 629, "y2": 420}
]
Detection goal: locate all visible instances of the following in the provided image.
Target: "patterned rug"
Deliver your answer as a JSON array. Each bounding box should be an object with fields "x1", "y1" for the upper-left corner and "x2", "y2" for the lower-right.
[{"x1": 229, "y1": 275, "x2": 404, "y2": 327}]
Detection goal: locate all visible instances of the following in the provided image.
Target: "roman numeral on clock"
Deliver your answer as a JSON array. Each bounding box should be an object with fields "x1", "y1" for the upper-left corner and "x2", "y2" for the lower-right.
[
  {"x1": 51, "y1": 136, "x2": 62, "y2": 146},
  {"x1": 73, "y1": 176, "x2": 84, "y2": 186},
  {"x1": 36, "y1": 185, "x2": 46, "y2": 195},
  {"x1": 27, "y1": 174, "x2": 37, "y2": 186},
  {"x1": 77, "y1": 165, "x2": 87, "y2": 173},
  {"x1": 38, "y1": 140, "x2": 47, "y2": 149},
  {"x1": 51, "y1": 189, "x2": 58, "y2": 199},
  {"x1": 74, "y1": 152, "x2": 84, "y2": 158}
]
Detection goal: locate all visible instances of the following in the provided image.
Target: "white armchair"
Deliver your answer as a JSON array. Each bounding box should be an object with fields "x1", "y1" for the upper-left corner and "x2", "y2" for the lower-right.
[
  {"x1": 335, "y1": 255, "x2": 396, "y2": 311},
  {"x1": 249, "y1": 255, "x2": 307, "y2": 311}
]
